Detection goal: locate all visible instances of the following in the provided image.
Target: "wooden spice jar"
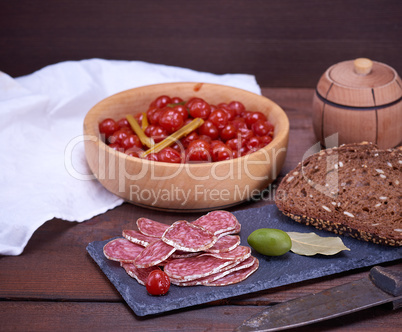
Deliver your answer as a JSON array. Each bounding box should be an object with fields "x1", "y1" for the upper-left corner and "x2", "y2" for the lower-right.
[{"x1": 312, "y1": 58, "x2": 402, "y2": 148}]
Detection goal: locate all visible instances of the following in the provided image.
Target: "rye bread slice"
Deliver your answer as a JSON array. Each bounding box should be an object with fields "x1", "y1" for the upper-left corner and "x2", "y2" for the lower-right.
[{"x1": 275, "y1": 142, "x2": 402, "y2": 246}]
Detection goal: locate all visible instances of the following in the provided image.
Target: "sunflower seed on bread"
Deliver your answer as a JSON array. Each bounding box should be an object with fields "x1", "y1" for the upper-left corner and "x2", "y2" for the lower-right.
[{"x1": 275, "y1": 142, "x2": 402, "y2": 246}]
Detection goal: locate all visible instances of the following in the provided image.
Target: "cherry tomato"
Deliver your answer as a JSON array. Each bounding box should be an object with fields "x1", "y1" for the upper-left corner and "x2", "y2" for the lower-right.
[
  {"x1": 121, "y1": 134, "x2": 142, "y2": 150},
  {"x1": 198, "y1": 120, "x2": 219, "y2": 140},
  {"x1": 150, "y1": 95, "x2": 172, "y2": 109},
  {"x1": 144, "y1": 153, "x2": 159, "y2": 161},
  {"x1": 185, "y1": 97, "x2": 203, "y2": 109},
  {"x1": 208, "y1": 109, "x2": 229, "y2": 129},
  {"x1": 220, "y1": 123, "x2": 237, "y2": 141},
  {"x1": 117, "y1": 117, "x2": 130, "y2": 129},
  {"x1": 188, "y1": 98, "x2": 211, "y2": 119},
  {"x1": 211, "y1": 142, "x2": 233, "y2": 162},
  {"x1": 158, "y1": 108, "x2": 184, "y2": 134},
  {"x1": 246, "y1": 136, "x2": 261, "y2": 150},
  {"x1": 147, "y1": 107, "x2": 163, "y2": 125},
  {"x1": 180, "y1": 131, "x2": 199, "y2": 148},
  {"x1": 170, "y1": 96, "x2": 184, "y2": 104},
  {"x1": 108, "y1": 128, "x2": 132, "y2": 145},
  {"x1": 259, "y1": 135, "x2": 273, "y2": 146},
  {"x1": 245, "y1": 111, "x2": 267, "y2": 127},
  {"x1": 158, "y1": 147, "x2": 182, "y2": 163},
  {"x1": 237, "y1": 126, "x2": 254, "y2": 140},
  {"x1": 144, "y1": 125, "x2": 168, "y2": 143},
  {"x1": 172, "y1": 104, "x2": 188, "y2": 121},
  {"x1": 99, "y1": 118, "x2": 119, "y2": 139},
  {"x1": 251, "y1": 120, "x2": 274, "y2": 136},
  {"x1": 146, "y1": 270, "x2": 170, "y2": 296},
  {"x1": 228, "y1": 101, "x2": 245, "y2": 115},
  {"x1": 187, "y1": 139, "x2": 211, "y2": 162}
]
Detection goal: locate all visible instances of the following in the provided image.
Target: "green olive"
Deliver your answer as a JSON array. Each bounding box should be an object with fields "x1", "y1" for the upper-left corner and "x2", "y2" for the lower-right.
[{"x1": 247, "y1": 228, "x2": 292, "y2": 256}]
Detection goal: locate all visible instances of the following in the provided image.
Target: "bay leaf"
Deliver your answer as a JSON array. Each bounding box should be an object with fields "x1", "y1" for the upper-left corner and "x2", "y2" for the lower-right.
[{"x1": 287, "y1": 232, "x2": 350, "y2": 256}]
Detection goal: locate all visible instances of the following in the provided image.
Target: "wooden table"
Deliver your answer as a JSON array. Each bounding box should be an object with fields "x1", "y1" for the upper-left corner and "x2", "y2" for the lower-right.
[{"x1": 1, "y1": 88, "x2": 400, "y2": 331}]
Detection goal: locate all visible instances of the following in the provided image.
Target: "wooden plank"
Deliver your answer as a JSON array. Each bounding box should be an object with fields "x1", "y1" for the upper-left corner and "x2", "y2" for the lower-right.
[
  {"x1": 0, "y1": 301, "x2": 400, "y2": 331},
  {"x1": 1, "y1": 1, "x2": 401, "y2": 86}
]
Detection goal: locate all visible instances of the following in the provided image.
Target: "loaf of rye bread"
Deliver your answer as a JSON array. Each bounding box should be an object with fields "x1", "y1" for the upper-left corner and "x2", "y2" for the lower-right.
[{"x1": 275, "y1": 142, "x2": 402, "y2": 246}]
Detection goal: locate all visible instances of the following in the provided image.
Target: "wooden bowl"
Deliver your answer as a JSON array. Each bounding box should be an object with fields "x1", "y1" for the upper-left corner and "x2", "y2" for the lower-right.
[
  {"x1": 83, "y1": 82, "x2": 289, "y2": 212},
  {"x1": 312, "y1": 58, "x2": 402, "y2": 149}
]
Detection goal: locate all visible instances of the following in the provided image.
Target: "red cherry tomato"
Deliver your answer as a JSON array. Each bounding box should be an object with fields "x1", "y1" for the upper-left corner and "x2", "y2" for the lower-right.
[
  {"x1": 158, "y1": 147, "x2": 182, "y2": 163},
  {"x1": 172, "y1": 104, "x2": 188, "y2": 121},
  {"x1": 144, "y1": 125, "x2": 168, "y2": 143},
  {"x1": 116, "y1": 117, "x2": 130, "y2": 129},
  {"x1": 198, "y1": 120, "x2": 219, "y2": 140},
  {"x1": 228, "y1": 101, "x2": 245, "y2": 115},
  {"x1": 150, "y1": 95, "x2": 172, "y2": 109},
  {"x1": 180, "y1": 131, "x2": 199, "y2": 148},
  {"x1": 245, "y1": 111, "x2": 267, "y2": 127},
  {"x1": 187, "y1": 139, "x2": 211, "y2": 162},
  {"x1": 251, "y1": 120, "x2": 274, "y2": 136},
  {"x1": 211, "y1": 142, "x2": 233, "y2": 162},
  {"x1": 145, "y1": 270, "x2": 170, "y2": 296},
  {"x1": 208, "y1": 109, "x2": 229, "y2": 130},
  {"x1": 171, "y1": 96, "x2": 184, "y2": 104},
  {"x1": 121, "y1": 134, "x2": 142, "y2": 150},
  {"x1": 144, "y1": 153, "x2": 159, "y2": 161},
  {"x1": 99, "y1": 118, "x2": 119, "y2": 139},
  {"x1": 158, "y1": 108, "x2": 184, "y2": 134},
  {"x1": 146, "y1": 107, "x2": 163, "y2": 125},
  {"x1": 108, "y1": 128, "x2": 132, "y2": 145},
  {"x1": 220, "y1": 123, "x2": 237, "y2": 141},
  {"x1": 188, "y1": 98, "x2": 211, "y2": 119},
  {"x1": 246, "y1": 136, "x2": 261, "y2": 150}
]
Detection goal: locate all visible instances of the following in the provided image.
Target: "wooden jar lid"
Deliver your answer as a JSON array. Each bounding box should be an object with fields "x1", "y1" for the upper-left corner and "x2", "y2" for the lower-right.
[{"x1": 316, "y1": 58, "x2": 402, "y2": 107}]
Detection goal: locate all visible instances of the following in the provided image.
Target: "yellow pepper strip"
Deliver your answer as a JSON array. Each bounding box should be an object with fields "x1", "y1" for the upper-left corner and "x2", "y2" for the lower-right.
[
  {"x1": 126, "y1": 114, "x2": 154, "y2": 148},
  {"x1": 141, "y1": 112, "x2": 148, "y2": 130},
  {"x1": 141, "y1": 118, "x2": 204, "y2": 157}
]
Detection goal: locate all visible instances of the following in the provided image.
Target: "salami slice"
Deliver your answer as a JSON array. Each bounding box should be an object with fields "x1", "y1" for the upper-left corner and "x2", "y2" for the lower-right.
[
  {"x1": 171, "y1": 256, "x2": 257, "y2": 286},
  {"x1": 120, "y1": 262, "x2": 160, "y2": 285},
  {"x1": 134, "y1": 239, "x2": 176, "y2": 268},
  {"x1": 103, "y1": 238, "x2": 144, "y2": 263},
  {"x1": 136, "y1": 217, "x2": 169, "y2": 237},
  {"x1": 205, "y1": 235, "x2": 240, "y2": 253},
  {"x1": 162, "y1": 220, "x2": 217, "y2": 252},
  {"x1": 192, "y1": 210, "x2": 241, "y2": 237},
  {"x1": 202, "y1": 245, "x2": 251, "y2": 261},
  {"x1": 171, "y1": 251, "x2": 201, "y2": 259},
  {"x1": 205, "y1": 258, "x2": 259, "y2": 286},
  {"x1": 122, "y1": 230, "x2": 158, "y2": 247},
  {"x1": 217, "y1": 221, "x2": 242, "y2": 238},
  {"x1": 164, "y1": 254, "x2": 235, "y2": 282}
]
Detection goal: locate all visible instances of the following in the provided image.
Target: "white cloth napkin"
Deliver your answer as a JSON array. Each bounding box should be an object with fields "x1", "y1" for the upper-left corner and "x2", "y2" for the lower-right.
[{"x1": 0, "y1": 58, "x2": 261, "y2": 256}]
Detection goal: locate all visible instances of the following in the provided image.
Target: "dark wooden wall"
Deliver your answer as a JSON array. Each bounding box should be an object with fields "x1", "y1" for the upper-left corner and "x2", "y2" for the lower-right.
[{"x1": 1, "y1": 0, "x2": 401, "y2": 87}]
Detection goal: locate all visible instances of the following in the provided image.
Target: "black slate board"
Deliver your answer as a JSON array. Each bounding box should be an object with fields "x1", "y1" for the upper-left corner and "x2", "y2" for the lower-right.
[{"x1": 86, "y1": 205, "x2": 402, "y2": 316}]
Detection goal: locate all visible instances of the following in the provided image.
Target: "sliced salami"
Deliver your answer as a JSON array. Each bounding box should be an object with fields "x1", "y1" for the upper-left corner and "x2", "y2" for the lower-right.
[
  {"x1": 121, "y1": 262, "x2": 160, "y2": 286},
  {"x1": 162, "y1": 220, "x2": 217, "y2": 252},
  {"x1": 136, "y1": 217, "x2": 169, "y2": 237},
  {"x1": 171, "y1": 251, "x2": 202, "y2": 259},
  {"x1": 103, "y1": 238, "x2": 144, "y2": 263},
  {"x1": 202, "y1": 245, "x2": 251, "y2": 261},
  {"x1": 122, "y1": 230, "x2": 158, "y2": 247},
  {"x1": 205, "y1": 258, "x2": 259, "y2": 286},
  {"x1": 164, "y1": 254, "x2": 235, "y2": 282},
  {"x1": 205, "y1": 235, "x2": 240, "y2": 253},
  {"x1": 171, "y1": 256, "x2": 257, "y2": 286},
  {"x1": 134, "y1": 239, "x2": 176, "y2": 268},
  {"x1": 192, "y1": 210, "x2": 241, "y2": 237}
]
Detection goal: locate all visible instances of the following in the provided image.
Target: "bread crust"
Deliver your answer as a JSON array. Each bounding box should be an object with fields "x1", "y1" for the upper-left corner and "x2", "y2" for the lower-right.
[{"x1": 275, "y1": 142, "x2": 402, "y2": 246}]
